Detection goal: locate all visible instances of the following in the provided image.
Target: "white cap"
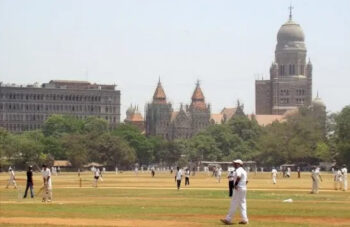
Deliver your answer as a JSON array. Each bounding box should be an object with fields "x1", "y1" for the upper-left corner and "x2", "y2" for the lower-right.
[{"x1": 233, "y1": 159, "x2": 243, "y2": 165}]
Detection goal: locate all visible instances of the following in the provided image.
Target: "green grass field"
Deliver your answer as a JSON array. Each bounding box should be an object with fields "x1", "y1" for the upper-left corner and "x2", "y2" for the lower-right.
[{"x1": 0, "y1": 171, "x2": 349, "y2": 226}]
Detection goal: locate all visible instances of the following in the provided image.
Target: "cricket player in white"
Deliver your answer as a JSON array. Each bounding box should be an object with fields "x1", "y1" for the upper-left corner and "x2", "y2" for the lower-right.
[
  {"x1": 221, "y1": 159, "x2": 248, "y2": 225},
  {"x1": 175, "y1": 167, "x2": 183, "y2": 190},
  {"x1": 311, "y1": 166, "x2": 322, "y2": 194},
  {"x1": 271, "y1": 167, "x2": 278, "y2": 184},
  {"x1": 217, "y1": 167, "x2": 222, "y2": 183},
  {"x1": 341, "y1": 165, "x2": 347, "y2": 191},
  {"x1": 42, "y1": 165, "x2": 52, "y2": 202},
  {"x1": 334, "y1": 168, "x2": 342, "y2": 190},
  {"x1": 94, "y1": 167, "x2": 100, "y2": 187},
  {"x1": 6, "y1": 167, "x2": 17, "y2": 189}
]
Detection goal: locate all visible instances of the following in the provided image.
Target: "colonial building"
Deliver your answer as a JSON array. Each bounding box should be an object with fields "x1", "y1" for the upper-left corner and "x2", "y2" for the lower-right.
[
  {"x1": 0, "y1": 80, "x2": 121, "y2": 132},
  {"x1": 124, "y1": 105, "x2": 145, "y2": 132},
  {"x1": 145, "y1": 80, "x2": 210, "y2": 140},
  {"x1": 255, "y1": 9, "x2": 312, "y2": 115}
]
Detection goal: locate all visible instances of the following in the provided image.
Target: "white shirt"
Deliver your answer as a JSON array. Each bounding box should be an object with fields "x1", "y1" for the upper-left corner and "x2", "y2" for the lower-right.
[
  {"x1": 336, "y1": 170, "x2": 343, "y2": 182},
  {"x1": 94, "y1": 169, "x2": 100, "y2": 177},
  {"x1": 176, "y1": 169, "x2": 182, "y2": 180},
  {"x1": 217, "y1": 168, "x2": 222, "y2": 176},
  {"x1": 235, "y1": 167, "x2": 247, "y2": 190},
  {"x1": 9, "y1": 170, "x2": 15, "y2": 179},
  {"x1": 42, "y1": 168, "x2": 52, "y2": 189},
  {"x1": 228, "y1": 170, "x2": 235, "y2": 181},
  {"x1": 341, "y1": 168, "x2": 347, "y2": 178},
  {"x1": 272, "y1": 169, "x2": 277, "y2": 177},
  {"x1": 185, "y1": 170, "x2": 190, "y2": 177}
]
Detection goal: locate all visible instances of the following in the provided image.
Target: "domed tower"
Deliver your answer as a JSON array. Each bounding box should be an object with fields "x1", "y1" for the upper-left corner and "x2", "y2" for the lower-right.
[
  {"x1": 256, "y1": 6, "x2": 313, "y2": 115},
  {"x1": 188, "y1": 81, "x2": 211, "y2": 136},
  {"x1": 145, "y1": 79, "x2": 172, "y2": 138}
]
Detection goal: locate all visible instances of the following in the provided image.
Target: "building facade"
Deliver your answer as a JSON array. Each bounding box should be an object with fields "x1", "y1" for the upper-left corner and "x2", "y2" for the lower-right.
[
  {"x1": 145, "y1": 80, "x2": 210, "y2": 140},
  {"x1": 124, "y1": 105, "x2": 145, "y2": 132},
  {"x1": 0, "y1": 80, "x2": 121, "y2": 132},
  {"x1": 255, "y1": 10, "x2": 312, "y2": 115}
]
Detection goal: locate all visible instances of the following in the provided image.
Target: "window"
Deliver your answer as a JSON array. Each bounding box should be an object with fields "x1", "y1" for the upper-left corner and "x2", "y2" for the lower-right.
[
  {"x1": 289, "y1": 64, "x2": 295, "y2": 75},
  {"x1": 280, "y1": 98, "x2": 289, "y2": 104},
  {"x1": 279, "y1": 65, "x2": 285, "y2": 76}
]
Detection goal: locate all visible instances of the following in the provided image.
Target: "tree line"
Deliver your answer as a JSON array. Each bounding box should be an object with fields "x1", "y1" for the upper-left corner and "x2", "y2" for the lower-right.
[{"x1": 0, "y1": 104, "x2": 349, "y2": 170}]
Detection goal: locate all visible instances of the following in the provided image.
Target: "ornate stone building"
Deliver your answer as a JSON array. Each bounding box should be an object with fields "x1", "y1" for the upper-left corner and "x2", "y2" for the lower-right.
[
  {"x1": 124, "y1": 105, "x2": 145, "y2": 132},
  {"x1": 145, "y1": 80, "x2": 210, "y2": 140},
  {"x1": 0, "y1": 80, "x2": 121, "y2": 132},
  {"x1": 255, "y1": 9, "x2": 312, "y2": 115}
]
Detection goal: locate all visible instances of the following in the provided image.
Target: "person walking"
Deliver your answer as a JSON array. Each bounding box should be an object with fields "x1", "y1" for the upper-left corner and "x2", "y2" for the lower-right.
[
  {"x1": 175, "y1": 167, "x2": 182, "y2": 190},
  {"x1": 297, "y1": 167, "x2": 301, "y2": 178},
  {"x1": 93, "y1": 167, "x2": 100, "y2": 187},
  {"x1": 227, "y1": 168, "x2": 235, "y2": 197},
  {"x1": 271, "y1": 167, "x2": 278, "y2": 184},
  {"x1": 151, "y1": 167, "x2": 155, "y2": 177},
  {"x1": 221, "y1": 159, "x2": 249, "y2": 225},
  {"x1": 286, "y1": 167, "x2": 291, "y2": 178},
  {"x1": 217, "y1": 167, "x2": 222, "y2": 183},
  {"x1": 311, "y1": 166, "x2": 322, "y2": 194},
  {"x1": 23, "y1": 166, "x2": 34, "y2": 198},
  {"x1": 42, "y1": 164, "x2": 52, "y2": 202},
  {"x1": 185, "y1": 168, "x2": 190, "y2": 186},
  {"x1": 6, "y1": 167, "x2": 17, "y2": 189},
  {"x1": 341, "y1": 164, "x2": 347, "y2": 191},
  {"x1": 334, "y1": 168, "x2": 342, "y2": 190}
]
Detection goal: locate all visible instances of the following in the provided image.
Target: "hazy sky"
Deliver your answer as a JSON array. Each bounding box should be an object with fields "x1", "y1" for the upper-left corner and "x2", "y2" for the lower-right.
[{"x1": 0, "y1": 0, "x2": 349, "y2": 119}]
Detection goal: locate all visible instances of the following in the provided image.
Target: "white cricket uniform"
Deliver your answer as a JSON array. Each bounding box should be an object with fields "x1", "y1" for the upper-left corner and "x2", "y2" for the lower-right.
[
  {"x1": 311, "y1": 170, "x2": 320, "y2": 193},
  {"x1": 6, "y1": 170, "x2": 17, "y2": 188},
  {"x1": 176, "y1": 169, "x2": 183, "y2": 181},
  {"x1": 286, "y1": 167, "x2": 291, "y2": 177},
  {"x1": 225, "y1": 166, "x2": 248, "y2": 223},
  {"x1": 42, "y1": 168, "x2": 52, "y2": 201},
  {"x1": 334, "y1": 170, "x2": 342, "y2": 190},
  {"x1": 272, "y1": 169, "x2": 277, "y2": 184},
  {"x1": 341, "y1": 167, "x2": 347, "y2": 191},
  {"x1": 217, "y1": 168, "x2": 222, "y2": 183},
  {"x1": 94, "y1": 169, "x2": 100, "y2": 186}
]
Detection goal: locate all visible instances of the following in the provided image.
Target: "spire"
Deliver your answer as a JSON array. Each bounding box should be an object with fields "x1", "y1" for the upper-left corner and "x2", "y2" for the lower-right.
[
  {"x1": 152, "y1": 79, "x2": 167, "y2": 104},
  {"x1": 191, "y1": 80, "x2": 206, "y2": 110},
  {"x1": 191, "y1": 80, "x2": 205, "y2": 101},
  {"x1": 288, "y1": 4, "x2": 294, "y2": 21}
]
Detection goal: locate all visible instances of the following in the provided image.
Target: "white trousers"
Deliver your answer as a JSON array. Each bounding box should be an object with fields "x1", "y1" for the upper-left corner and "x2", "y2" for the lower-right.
[
  {"x1": 226, "y1": 188, "x2": 248, "y2": 222},
  {"x1": 312, "y1": 180, "x2": 319, "y2": 193},
  {"x1": 343, "y1": 179, "x2": 348, "y2": 191},
  {"x1": 272, "y1": 176, "x2": 276, "y2": 184},
  {"x1": 6, "y1": 178, "x2": 17, "y2": 188}
]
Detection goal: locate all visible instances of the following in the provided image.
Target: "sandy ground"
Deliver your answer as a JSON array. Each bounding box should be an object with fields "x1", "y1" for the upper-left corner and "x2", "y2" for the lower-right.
[
  {"x1": 0, "y1": 217, "x2": 202, "y2": 227},
  {"x1": 1, "y1": 215, "x2": 350, "y2": 226}
]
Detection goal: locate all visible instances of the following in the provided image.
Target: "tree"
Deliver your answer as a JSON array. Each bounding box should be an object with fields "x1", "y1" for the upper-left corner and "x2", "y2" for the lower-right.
[
  {"x1": 257, "y1": 106, "x2": 331, "y2": 166},
  {"x1": 83, "y1": 117, "x2": 108, "y2": 135},
  {"x1": 91, "y1": 133, "x2": 136, "y2": 169},
  {"x1": 334, "y1": 106, "x2": 350, "y2": 166},
  {"x1": 62, "y1": 134, "x2": 87, "y2": 169},
  {"x1": 42, "y1": 115, "x2": 84, "y2": 137},
  {"x1": 112, "y1": 124, "x2": 154, "y2": 165}
]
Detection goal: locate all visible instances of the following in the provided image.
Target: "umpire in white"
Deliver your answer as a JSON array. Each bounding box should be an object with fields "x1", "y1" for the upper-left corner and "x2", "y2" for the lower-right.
[{"x1": 221, "y1": 159, "x2": 249, "y2": 225}]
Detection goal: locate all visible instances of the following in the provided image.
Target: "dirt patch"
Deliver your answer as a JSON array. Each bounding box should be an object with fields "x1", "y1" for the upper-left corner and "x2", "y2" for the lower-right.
[
  {"x1": 0, "y1": 217, "x2": 202, "y2": 227},
  {"x1": 251, "y1": 215, "x2": 350, "y2": 226},
  {"x1": 149, "y1": 214, "x2": 350, "y2": 226}
]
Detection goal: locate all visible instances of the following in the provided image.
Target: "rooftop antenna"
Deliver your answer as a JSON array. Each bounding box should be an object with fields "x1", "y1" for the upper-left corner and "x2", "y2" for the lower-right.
[
  {"x1": 288, "y1": 3, "x2": 294, "y2": 20},
  {"x1": 196, "y1": 79, "x2": 201, "y2": 87}
]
